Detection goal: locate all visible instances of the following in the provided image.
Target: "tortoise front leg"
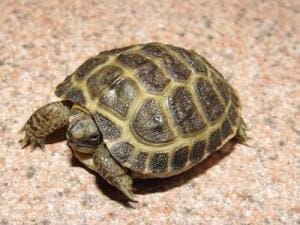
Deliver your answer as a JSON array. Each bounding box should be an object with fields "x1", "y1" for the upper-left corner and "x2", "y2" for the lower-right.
[
  {"x1": 20, "y1": 101, "x2": 72, "y2": 149},
  {"x1": 92, "y1": 145, "x2": 136, "y2": 201}
]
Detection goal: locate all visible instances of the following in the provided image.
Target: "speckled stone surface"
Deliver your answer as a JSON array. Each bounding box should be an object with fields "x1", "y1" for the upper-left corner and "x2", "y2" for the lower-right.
[{"x1": 0, "y1": 0, "x2": 299, "y2": 224}]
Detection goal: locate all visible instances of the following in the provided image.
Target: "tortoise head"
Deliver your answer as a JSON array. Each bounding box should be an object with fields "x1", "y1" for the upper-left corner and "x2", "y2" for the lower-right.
[{"x1": 67, "y1": 107, "x2": 102, "y2": 153}]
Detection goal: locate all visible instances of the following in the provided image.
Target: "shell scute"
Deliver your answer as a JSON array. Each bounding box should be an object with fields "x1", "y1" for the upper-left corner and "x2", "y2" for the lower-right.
[
  {"x1": 117, "y1": 51, "x2": 170, "y2": 92},
  {"x1": 132, "y1": 99, "x2": 175, "y2": 144},
  {"x1": 100, "y1": 77, "x2": 139, "y2": 117},
  {"x1": 167, "y1": 45, "x2": 207, "y2": 74},
  {"x1": 109, "y1": 142, "x2": 134, "y2": 164},
  {"x1": 93, "y1": 113, "x2": 122, "y2": 140},
  {"x1": 141, "y1": 43, "x2": 167, "y2": 57},
  {"x1": 212, "y1": 74, "x2": 231, "y2": 104},
  {"x1": 142, "y1": 43, "x2": 191, "y2": 81},
  {"x1": 131, "y1": 151, "x2": 148, "y2": 173},
  {"x1": 221, "y1": 118, "x2": 233, "y2": 139},
  {"x1": 151, "y1": 153, "x2": 169, "y2": 173},
  {"x1": 55, "y1": 75, "x2": 73, "y2": 97},
  {"x1": 169, "y1": 86, "x2": 207, "y2": 134},
  {"x1": 172, "y1": 146, "x2": 189, "y2": 170},
  {"x1": 76, "y1": 56, "x2": 108, "y2": 79},
  {"x1": 207, "y1": 129, "x2": 222, "y2": 153},
  {"x1": 190, "y1": 140, "x2": 206, "y2": 162},
  {"x1": 194, "y1": 77, "x2": 225, "y2": 123},
  {"x1": 86, "y1": 65, "x2": 123, "y2": 98},
  {"x1": 117, "y1": 52, "x2": 146, "y2": 68}
]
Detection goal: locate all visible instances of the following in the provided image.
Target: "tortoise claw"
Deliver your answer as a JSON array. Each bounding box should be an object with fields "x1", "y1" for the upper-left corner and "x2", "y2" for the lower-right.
[
  {"x1": 19, "y1": 128, "x2": 45, "y2": 150},
  {"x1": 118, "y1": 186, "x2": 138, "y2": 202}
]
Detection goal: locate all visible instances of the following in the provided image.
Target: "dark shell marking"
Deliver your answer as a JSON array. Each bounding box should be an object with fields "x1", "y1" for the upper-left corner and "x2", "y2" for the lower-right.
[
  {"x1": 86, "y1": 65, "x2": 122, "y2": 98},
  {"x1": 221, "y1": 118, "x2": 233, "y2": 139},
  {"x1": 55, "y1": 76, "x2": 86, "y2": 105},
  {"x1": 194, "y1": 77, "x2": 225, "y2": 122},
  {"x1": 141, "y1": 43, "x2": 167, "y2": 57},
  {"x1": 167, "y1": 45, "x2": 207, "y2": 74},
  {"x1": 162, "y1": 54, "x2": 191, "y2": 81},
  {"x1": 190, "y1": 140, "x2": 206, "y2": 162},
  {"x1": 109, "y1": 142, "x2": 149, "y2": 173},
  {"x1": 93, "y1": 113, "x2": 121, "y2": 140},
  {"x1": 131, "y1": 152, "x2": 148, "y2": 172},
  {"x1": 212, "y1": 74, "x2": 231, "y2": 104},
  {"x1": 169, "y1": 86, "x2": 207, "y2": 134},
  {"x1": 142, "y1": 43, "x2": 191, "y2": 81},
  {"x1": 55, "y1": 75, "x2": 73, "y2": 97},
  {"x1": 100, "y1": 78, "x2": 139, "y2": 117},
  {"x1": 110, "y1": 142, "x2": 134, "y2": 164},
  {"x1": 172, "y1": 146, "x2": 189, "y2": 170},
  {"x1": 132, "y1": 99, "x2": 175, "y2": 143},
  {"x1": 135, "y1": 60, "x2": 170, "y2": 92},
  {"x1": 76, "y1": 56, "x2": 108, "y2": 79},
  {"x1": 151, "y1": 153, "x2": 169, "y2": 173},
  {"x1": 207, "y1": 129, "x2": 222, "y2": 153},
  {"x1": 117, "y1": 52, "x2": 146, "y2": 67},
  {"x1": 117, "y1": 52, "x2": 170, "y2": 92},
  {"x1": 64, "y1": 87, "x2": 86, "y2": 105}
]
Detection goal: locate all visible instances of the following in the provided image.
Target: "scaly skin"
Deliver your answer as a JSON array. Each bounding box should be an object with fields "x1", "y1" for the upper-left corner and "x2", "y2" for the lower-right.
[
  {"x1": 92, "y1": 145, "x2": 136, "y2": 201},
  {"x1": 20, "y1": 101, "x2": 72, "y2": 149}
]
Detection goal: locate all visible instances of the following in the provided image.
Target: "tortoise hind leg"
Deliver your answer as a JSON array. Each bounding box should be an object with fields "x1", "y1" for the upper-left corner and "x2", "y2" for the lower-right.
[
  {"x1": 20, "y1": 101, "x2": 72, "y2": 149},
  {"x1": 92, "y1": 145, "x2": 136, "y2": 201},
  {"x1": 234, "y1": 118, "x2": 249, "y2": 144}
]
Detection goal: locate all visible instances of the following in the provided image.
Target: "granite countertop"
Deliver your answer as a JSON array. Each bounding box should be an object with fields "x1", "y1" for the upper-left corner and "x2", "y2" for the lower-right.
[{"x1": 0, "y1": 0, "x2": 299, "y2": 224}]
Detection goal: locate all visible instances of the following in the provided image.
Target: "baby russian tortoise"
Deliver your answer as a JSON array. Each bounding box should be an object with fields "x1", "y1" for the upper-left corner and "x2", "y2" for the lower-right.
[{"x1": 21, "y1": 43, "x2": 248, "y2": 201}]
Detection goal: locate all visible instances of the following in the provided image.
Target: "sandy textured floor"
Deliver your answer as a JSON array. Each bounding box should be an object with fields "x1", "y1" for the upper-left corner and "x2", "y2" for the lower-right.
[{"x1": 0, "y1": 0, "x2": 299, "y2": 224}]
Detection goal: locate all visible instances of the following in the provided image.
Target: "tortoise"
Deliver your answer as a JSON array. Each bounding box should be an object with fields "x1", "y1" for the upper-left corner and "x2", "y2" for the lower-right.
[{"x1": 21, "y1": 42, "x2": 248, "y2": 201}]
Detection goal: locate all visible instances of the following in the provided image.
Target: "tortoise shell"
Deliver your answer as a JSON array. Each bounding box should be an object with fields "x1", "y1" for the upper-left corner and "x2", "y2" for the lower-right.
[{"x1": 55, "y1": 42, "x2": 243, "y2": 178}]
